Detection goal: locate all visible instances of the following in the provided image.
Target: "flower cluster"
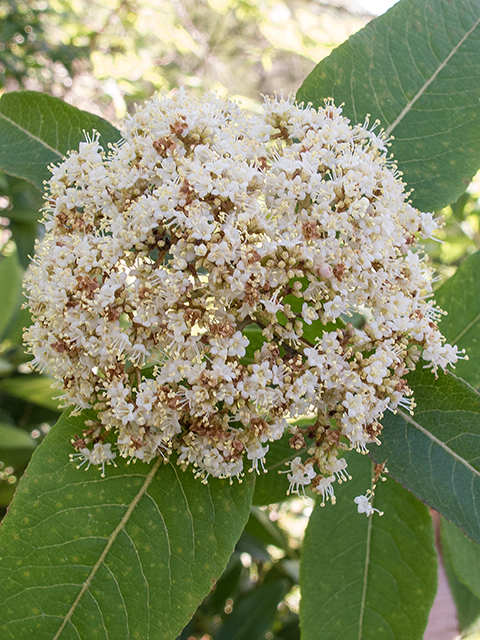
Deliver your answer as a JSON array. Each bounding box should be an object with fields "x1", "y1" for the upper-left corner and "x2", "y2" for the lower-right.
[{"x1": 24, "y1": 90, "x2": 460, "y2": 504}]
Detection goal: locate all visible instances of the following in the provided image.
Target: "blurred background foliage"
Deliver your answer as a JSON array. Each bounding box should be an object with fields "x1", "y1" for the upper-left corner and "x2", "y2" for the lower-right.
[
  {"x1": 0, "y1": 1, "x2": 478, "y2": 638},
  {"x1": 0, "y1": 0, "x2": 369, "y2": 118}
]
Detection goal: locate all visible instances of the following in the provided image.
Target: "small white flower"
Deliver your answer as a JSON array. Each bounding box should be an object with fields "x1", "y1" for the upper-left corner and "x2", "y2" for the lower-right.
[
  {"x1": 282, "y1": 457, "x2": 316, "y2": 495},
  {"x1": 228, "y1": 331, "x2": 249, "y2": 358},
  {"x1": 301, "y1": 302, "x2": 319, "y2": 325},
  {"x1": 247, "y1": 442, "x2": 269, "y2": 474},
  {"x1": 314, "y1": 476, "x2": 336, "y2": 506},
  {"x1": 354, "y1": 494, "x2": 383, "y2": 517},
  {"x1": 260, "y1": 294, "x2": 283, "y2": 315},
  {"x1": 71, "y1": 443, "x2": 116, "y2": 478}
]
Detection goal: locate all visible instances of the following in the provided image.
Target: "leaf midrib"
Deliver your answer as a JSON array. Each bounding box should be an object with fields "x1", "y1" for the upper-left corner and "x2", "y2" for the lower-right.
[
  {"x1": 0, "y1": 111, "x2": 63, "y2": 158},
  {"x1": 451, "y1": 310, "x2": 480, "y2": 345},
  {"x1": 357, "y1": 465, "x2": 374, "y2": 640},
  {"x1": 397, "y1": 408, "x2": 480, "y2": 479},
  {"x1": 385, "y1": 14, "x2": 480, "y2": 137},
  {"x1": 52, "y1": 457, "x2": 163, "y2": 640}
]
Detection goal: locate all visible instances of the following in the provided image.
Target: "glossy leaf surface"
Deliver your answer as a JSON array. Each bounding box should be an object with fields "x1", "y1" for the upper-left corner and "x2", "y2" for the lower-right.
[
  {"x1": 0, "y1": 422, "x2": 36, "y2": 467},
  {"x1": 0, "y1": 375, "x2": 63, "y2": 412},
  {"x1": 252, "y1": 418, "x2": 314, "y2": 505}
]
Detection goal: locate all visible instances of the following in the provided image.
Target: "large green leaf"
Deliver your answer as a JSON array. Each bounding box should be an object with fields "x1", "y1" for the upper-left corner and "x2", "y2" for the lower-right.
[
  {"x1": 444, "y1": 557, "x2": 480, "y2": 635},
  {"x1": 441, "y1": 517, "x2": 480, "y2": 600},
  {"x1": 0, "y1": 91, "x2": 121, "y2": 191},
  {"x1": 297, "y1": 0, "x2": 480, "y2": 212},
  {"x1": 300, "y1": 452, "x2": 436, "y2": 640},
  {"x1": 442, "y1": 518, "x2": 480, "y2": 633},
  {"x1": 8, "y1": 220, "x2": 37, "y2": 272},
  {"x1": 435, "y1": 249, "x2": 480, "y2": 389},
  {"x1": 0, "y1": 375, "x2": 63, "y2": 412},
  {"x1": 3, "y1": 305, "x2": 32, "y2": 346},
  {"x1": 0, "y1": 250, "x2": 23, "y2": 340},
  {"x1": 0, "y1": 410, "x2": 254, "y2": 640},
  {"x1": 371, "y1": 368, "x2": 480, "y2": 545}
]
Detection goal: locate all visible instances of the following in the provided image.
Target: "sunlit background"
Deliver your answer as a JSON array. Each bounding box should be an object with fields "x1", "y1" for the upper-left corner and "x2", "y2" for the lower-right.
[{"x1": 357, "y1": 0, "x2": 399, "y2": 14}]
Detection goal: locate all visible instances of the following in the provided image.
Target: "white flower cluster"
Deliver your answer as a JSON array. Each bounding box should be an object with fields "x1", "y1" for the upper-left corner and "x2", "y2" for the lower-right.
[{"x1": 24, "y1": 90, "x2": 460, "y2": 503}]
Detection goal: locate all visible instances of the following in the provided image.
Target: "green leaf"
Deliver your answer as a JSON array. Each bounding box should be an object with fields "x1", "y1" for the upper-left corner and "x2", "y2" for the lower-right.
[
  {"x1": 0, "y1": 173, "x2": 43, "y2": 215},
  {"x1": 0, "y1": 422, "x2": 36, "y2": 468},
  {"x1": 297, "y1": 0, "x2": 480, "y2": 212},
  {"x1": 0, "y1": 250, "x2": 22, "y2": 340},
  {"x1": 3, "y1": 305, "x2": 32, "y2": 346},
  {"x1": 371, "y1": 368, "x2": 480, "y2": 545},
  {"x1": 0, "y1": 409, "x2": 254, "y2": 640},
  {"x1": 0, "y1": 173, "x2": 44, "y2": 268},
  {"x1": 9, "y1": 220, "x2": 37, "y2": 271},
  {"x1": 213, "y1": 579, "x2": 289, "y2": 640},
  {"x1": 0, "y1": 91, "x2": 121, "y2": 191},
  {"x1": 237, "y1": 528, "x2": 272, "y2": 564},
  {"x1": 442, "y1": 522, "x2": 480, "y2": 633},
  {"x1": 441, "y1": 518, "x2": 480, "y2": 601},
  {"x1": 252, "y1": 433, "x2": 297, "y2": 505},
  {"x1": 0, "y1": 422, "x2": 36, "y2": 449},
  {"x1": 0, "y1": 375, "x2": 62, "y2": 411},
  {"x1": 435, "y1": 249, "x2": 480, "y2": 389},
  {"x1": 444, "y1": 565, "x2": 480, "y2": 636},
  {"x1": 0, "y1": 359, "x2": 14, "y2": 377},
  {"x1": 300, "y1": 452, "x2": 437, "y2": 640}
]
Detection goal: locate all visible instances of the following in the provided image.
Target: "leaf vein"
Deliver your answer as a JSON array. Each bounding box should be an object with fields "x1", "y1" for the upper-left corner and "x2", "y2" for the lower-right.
[
  {"x1": 0, "y1": 112, "x2": 62, "y2": 158},
  {"x1": 385, "y1": 14, "x2": 480, "y2": 136},
  {"x1": 170, "y1": 464, "x2": 196, "y2": 564},
  {"x1": 51, "y1": 457, "x2": 163, "y2": 640},
  {"x1": 357, "y1": 465, "x2": 374, "y2": 640},
  {"x1": 451, "y1": 310, "x2": 480, "y2": 344},
  {"x1": 397, "y1": 408, "x2": 480, "y2": 478}
]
